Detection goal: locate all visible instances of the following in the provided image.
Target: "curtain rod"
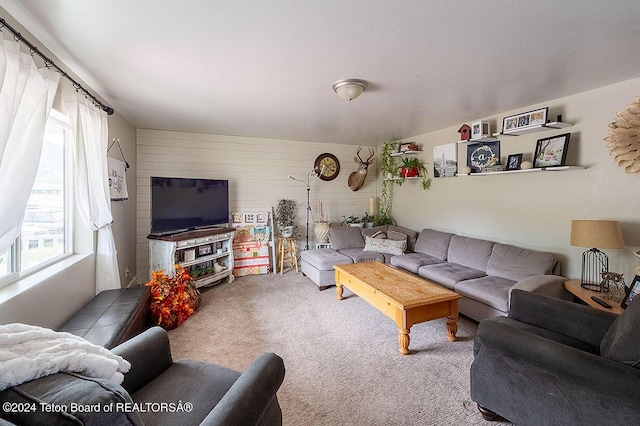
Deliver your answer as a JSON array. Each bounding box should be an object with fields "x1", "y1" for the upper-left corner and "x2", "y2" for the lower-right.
[{"x1": 0, "y1": 17, "x2": 114, "y2": 115}]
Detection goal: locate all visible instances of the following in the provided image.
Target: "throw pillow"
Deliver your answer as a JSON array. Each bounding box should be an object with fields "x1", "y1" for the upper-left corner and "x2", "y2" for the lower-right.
[
  {"x1": 601, "y1": 295, "x2": 640, "y2": 368},
  {"x1": 363, "y1": 236, "x2": 407, "y2": 255},
  {"x1": 370, "y1": 231, "x2": 387, "y2": 239},
  {"x1": 361, "y1": 225, "x2": 388, "y2": 239}
]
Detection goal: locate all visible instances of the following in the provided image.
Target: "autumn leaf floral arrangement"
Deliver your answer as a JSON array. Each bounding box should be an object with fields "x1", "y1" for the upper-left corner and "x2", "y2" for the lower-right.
[{"x1": 146, "y1": 265, "x2": 202, "y2": 330}]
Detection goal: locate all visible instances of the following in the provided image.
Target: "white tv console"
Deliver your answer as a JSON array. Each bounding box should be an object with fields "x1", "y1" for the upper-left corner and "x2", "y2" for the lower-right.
[{"x1": 148, "y1": 227, "x2": 236, "y2": 288}]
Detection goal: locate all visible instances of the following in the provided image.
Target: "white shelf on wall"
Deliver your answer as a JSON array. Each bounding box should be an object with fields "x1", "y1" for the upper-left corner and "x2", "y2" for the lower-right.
[
  {"x1": 455, "y1": 165, "x2": 586, "y2": 177},
  {"x1": 390, "y1": 150, "x2": 422, "y2": 157},
  {"x1": 457, "y1": 136, "x2": 499, "y2": 144},
  {"x1": 383, "y1": 176, "x2": 421, "y2": 181},
  {"x1": 493, "y1": 121, "x2": 573, "y2": 137}
]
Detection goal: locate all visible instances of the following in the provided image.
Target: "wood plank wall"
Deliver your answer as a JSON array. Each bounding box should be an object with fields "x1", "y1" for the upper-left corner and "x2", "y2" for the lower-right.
[{"x1": 136, "y1": 129, "x2": 378, "y2": 278}]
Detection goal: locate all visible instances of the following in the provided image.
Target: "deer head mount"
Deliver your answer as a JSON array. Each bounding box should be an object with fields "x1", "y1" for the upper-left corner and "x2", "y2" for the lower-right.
[{"x1": 347, "y1": 146, "x2": 375, "y2": 191}]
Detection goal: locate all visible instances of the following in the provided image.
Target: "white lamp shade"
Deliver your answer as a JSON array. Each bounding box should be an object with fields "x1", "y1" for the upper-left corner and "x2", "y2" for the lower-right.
[{"x1": 332, "y1": 79, "x2": 368, "y2": 101}]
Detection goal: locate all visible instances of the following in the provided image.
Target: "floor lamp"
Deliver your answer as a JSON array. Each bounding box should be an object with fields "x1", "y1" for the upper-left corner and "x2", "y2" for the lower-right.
[{"x1": 288, "y1": 167, "x2": 324, "y2": 250}]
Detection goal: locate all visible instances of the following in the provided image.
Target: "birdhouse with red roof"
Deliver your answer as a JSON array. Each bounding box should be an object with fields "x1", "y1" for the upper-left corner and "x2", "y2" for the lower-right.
[{"x1": 458, "y1": 124, "x2": 471, "y2": 141}]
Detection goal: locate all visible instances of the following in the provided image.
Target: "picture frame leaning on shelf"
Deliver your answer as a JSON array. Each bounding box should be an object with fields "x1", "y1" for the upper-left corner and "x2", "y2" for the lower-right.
[
  {"x1": 533, "y1": 133, "x2": 570, "y2": 168},
  {"x1": 503, "y1": 107, "x2": 548, "y2": 134},
  {"x1": 506, "y1": 153, "x2": 523, "y2": 171}
]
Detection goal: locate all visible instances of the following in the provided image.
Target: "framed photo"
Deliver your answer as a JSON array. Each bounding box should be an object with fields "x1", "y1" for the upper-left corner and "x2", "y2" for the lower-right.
[
  {"x1": 433, "y1": 143, "x2": 457, "y2": 178},
  {"x1": 244, "y1": 213, "x2": 256, "y2": 223},
  {"x1": 502, "y1": 107, "x2": 548, "y2": 134},
  {"x1": 533, "y1": 133, "x2": 570, "y2": 168},
  {"x1": 506, "y1": 153, "x2": 523, "y2": 171},
  {"x1": 256, "y1": 213, "x2": 268, "y2": 224},
  {"x1": 184, "y1": 249, "x2": 196, "y2": 262},
  {"x1": 398, "y1": 142, "x2": 412, "y2": 153},
  {"x1": 467, "y1": 141, "x2": 500, "y2": 173},
  {"x1": 621, "y1": 275, "x2": 640, "y2": 309},
  {"x1": 198, "y1": 245, "x2": 213, "y2": 256},
  {"x1": 470, "y1": 120, "x2": 490, "y2": 140}
]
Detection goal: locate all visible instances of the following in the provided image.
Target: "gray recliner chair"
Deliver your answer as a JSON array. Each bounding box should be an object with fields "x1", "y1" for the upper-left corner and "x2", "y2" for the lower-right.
[
  {"x1": 0, "y1": 327, "x2": 285, "y2": 425},
  {"x1": 471, "y1": 289, "x2": 640, "y2": 426}
]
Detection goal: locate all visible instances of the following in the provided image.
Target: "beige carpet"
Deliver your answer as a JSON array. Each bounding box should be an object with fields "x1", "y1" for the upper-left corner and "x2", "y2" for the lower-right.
[{"x1": 167, "y1": 271, "x2": 505, "y2": 425}]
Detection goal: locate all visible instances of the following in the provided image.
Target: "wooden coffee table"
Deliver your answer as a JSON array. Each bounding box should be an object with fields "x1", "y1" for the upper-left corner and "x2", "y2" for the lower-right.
[{"x1": 334, "y1": 262, "x2": 461, "y2": 355}]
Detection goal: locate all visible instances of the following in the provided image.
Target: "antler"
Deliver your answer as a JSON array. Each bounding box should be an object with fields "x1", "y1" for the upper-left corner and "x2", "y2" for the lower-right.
[
  {"x1": 354, "y1": 146, "x2": 362, "y2": 164},
  {"x1": 366, "y1": 148, "x2": 375, "y2": 164},
  {"x1": 354, "y1": 146, "x2": 375, "y2": 164}
]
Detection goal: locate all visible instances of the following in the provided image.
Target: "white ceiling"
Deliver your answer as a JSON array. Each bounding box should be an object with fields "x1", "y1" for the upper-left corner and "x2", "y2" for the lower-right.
[{"x1": 2, "y1": 0, "x2": 640, "y2": 145}]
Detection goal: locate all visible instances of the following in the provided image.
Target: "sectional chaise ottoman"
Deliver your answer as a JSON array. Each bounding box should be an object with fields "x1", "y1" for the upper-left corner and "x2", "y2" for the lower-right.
[{"x1": 300, "y1": 225, "x2": 569, "y2": 321}]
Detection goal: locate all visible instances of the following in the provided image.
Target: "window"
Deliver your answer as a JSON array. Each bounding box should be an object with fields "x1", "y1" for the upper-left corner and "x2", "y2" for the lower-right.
[{"x1": 0, "y1": 112, "x2": 72, "y2": 284}]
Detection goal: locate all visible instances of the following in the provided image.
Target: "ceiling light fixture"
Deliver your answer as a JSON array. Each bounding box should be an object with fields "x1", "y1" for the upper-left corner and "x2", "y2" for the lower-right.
[{"x1": 332, "y1": 79, "x2": 368, "y2": 101}]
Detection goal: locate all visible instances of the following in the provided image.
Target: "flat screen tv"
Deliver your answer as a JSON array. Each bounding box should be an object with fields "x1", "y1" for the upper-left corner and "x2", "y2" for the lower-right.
[{"x1": 150, "y1": 177, "x2": 229, "y2": 236}]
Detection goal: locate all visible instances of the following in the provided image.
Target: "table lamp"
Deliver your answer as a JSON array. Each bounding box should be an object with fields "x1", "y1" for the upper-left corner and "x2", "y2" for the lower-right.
[{"x1": 570, "y1": 220, "x2": 625, "y2": 291}]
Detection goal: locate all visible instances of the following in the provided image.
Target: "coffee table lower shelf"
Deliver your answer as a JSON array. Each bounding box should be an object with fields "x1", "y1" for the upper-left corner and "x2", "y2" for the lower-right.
[{"x1": 334, "y1": 262, "x2": 461, "y2": 355}]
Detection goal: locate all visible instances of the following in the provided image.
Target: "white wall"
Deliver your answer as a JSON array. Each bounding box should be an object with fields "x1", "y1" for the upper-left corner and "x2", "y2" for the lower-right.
[
  {"x1": 390, "y1": 77, "x2": 640, "y2": 280},
  {"x1": 136, "y1": 129, "x2": 378, "y2": 279},
  {"x1": 109, "y1": 113, "x2": 138, "y2": 286},
  {"x1": 0, "y1": 256, "x2": 95, "y2": 328}
]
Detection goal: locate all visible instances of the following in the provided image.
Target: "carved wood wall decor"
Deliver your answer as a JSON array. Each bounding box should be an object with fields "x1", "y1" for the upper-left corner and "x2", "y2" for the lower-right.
[{"x1": 605, "y1": 96, "x2": 640, "y2": 178}]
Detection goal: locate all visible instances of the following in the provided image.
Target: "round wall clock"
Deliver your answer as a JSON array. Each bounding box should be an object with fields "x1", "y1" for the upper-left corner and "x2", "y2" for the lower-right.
[{"x1": 314, "y1": 153, "x2": 340, "y2": 181}]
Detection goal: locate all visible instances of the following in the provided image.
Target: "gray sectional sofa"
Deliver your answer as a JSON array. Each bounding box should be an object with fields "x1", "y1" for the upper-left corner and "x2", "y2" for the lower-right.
[
  {"x1": 300, "y1": 225, "x2": 568, "y2": 321},
  {"x1": 301, "y1": 225, "x2": 418, "y2": 290}
]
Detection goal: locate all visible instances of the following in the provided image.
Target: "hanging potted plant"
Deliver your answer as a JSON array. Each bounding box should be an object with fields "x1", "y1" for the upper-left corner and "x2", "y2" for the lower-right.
[
  {"x1": 275, "y1": 199, "x2": 297, "y2": 237},
  {"x1": 397, "y1": 157, "x2": 432, "y2": 190},
  {"x1": 377, "y1": 141, "x2": 398, "y2": 226},
  {"x1": 399, "y1": 157, "x2": 422, "y2": 177},
  {"x1": 381, "y1": 140, "x2": 399, "y2": 181}
]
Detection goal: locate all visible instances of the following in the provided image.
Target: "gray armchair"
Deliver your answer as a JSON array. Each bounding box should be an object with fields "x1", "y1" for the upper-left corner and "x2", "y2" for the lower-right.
[
  {"x1": 0, "y1": 326, "x2": 285, "y2": 425},
  {"x1": 471, "y1": 289, "x2": 640, "y2": 426},
  {"x1": 113, "y1": 326, "x2": 285, "y2": 425}
]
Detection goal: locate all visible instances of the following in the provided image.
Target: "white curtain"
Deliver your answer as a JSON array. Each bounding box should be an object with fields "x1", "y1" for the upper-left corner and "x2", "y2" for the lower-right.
[
  {"x1": 61, "y1": 80, "x2": 121, "y2": 293},
  {"x1": 0, "y1": 37, "x2": 60, "y2": 255}
]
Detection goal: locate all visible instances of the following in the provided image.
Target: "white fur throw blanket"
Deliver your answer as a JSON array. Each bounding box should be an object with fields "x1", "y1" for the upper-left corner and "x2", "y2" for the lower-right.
[{"x1": 0, "y1": 323, "x2": 130, "y2": 391}]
